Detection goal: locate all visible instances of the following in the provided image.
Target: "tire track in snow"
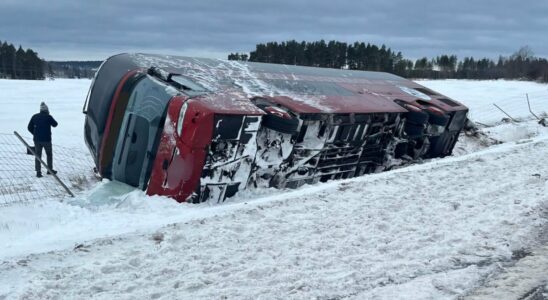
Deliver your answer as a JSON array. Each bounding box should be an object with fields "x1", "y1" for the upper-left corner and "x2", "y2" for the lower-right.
[{"x1": 464, "y1": 203, "x2": 548, "y2": 300}]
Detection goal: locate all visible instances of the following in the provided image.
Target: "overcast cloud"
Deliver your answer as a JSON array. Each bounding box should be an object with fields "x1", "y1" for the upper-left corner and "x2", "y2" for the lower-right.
[{"x1": 1, "y1": 0, "x2": 547, "y2": 61}]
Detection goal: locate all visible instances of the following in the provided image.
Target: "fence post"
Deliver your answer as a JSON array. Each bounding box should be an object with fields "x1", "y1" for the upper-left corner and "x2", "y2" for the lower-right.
[
  {"x1": 526, "y1": 93, "x2": 541, "y2": 120},
  {"x1": 492, "y1": 103, "x2": 517, "y2": 122}
]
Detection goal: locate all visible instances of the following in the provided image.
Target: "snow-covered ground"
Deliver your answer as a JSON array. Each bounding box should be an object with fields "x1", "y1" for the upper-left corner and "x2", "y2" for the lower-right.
[
  {"x1": 0, "y1": 78, "x2": 547, "y2": 299},
  {"x1": 0, "y1": 79, "x2": 92, "y2": 150},
  {"x1": 417, "y1": 79, "x2": 548, "y2": 125}
]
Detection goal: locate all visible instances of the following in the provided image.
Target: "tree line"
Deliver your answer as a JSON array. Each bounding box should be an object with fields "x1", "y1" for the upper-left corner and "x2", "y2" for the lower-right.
[
  {"x1": 0, "y1": 40, "x2": 45, "y2": 80},
  {"x1": 0, "y1": 40, "x2": 102, "y2": 80},
  {"x1": 229, "y1": 41, "x2": 548, "y2": 83},
  {"x1": 48, "y1": 61, "x2": 102, "y2": 79}
]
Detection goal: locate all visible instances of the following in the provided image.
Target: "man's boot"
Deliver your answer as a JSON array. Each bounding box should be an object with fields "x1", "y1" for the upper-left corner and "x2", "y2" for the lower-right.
[
  {"x1": 47, "y1": 169, "x2": 57, "y2": 175},
  {"x1": 37, "y1": 172, "x2": 43, "y2": 178}
]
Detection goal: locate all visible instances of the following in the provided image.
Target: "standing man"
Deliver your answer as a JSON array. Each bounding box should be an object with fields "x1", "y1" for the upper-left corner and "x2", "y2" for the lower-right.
[{"x1": 27, "y1": 102, "x2": 58, "y2": 177}]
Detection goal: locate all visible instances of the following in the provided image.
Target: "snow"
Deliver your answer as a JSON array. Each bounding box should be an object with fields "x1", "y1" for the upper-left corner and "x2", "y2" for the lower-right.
[
  {"x1": 417, "y1": 79, "x2": 548, "y2": 125},
  {"x1": 398, "y1": 85, "x2": 432, "y2": 101},
  {"x1": 131, "y1": 54, "x2": 339, "y2": 112},
  {"x1": 0, "y1": 78, "x2": 547, "y2": 299},
  {"x1": 451, "y1": 120, "x2": 547, "y2": 156},
  {"x1": 466, "y1": 244, "x2": 548, "y2": 299},
  {"x1": 0, "y1": 79, "x2": 92, "y2": 150}
]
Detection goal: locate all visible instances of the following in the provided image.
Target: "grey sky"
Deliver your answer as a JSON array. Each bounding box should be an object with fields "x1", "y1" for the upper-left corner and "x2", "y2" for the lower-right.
[{"x1": 1, "y1": 0, "x2": 547, "y2": 61}]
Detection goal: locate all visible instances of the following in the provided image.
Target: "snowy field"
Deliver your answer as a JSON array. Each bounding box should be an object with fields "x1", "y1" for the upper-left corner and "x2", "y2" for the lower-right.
[
  {"x1": 0, "y1": 79, "x2": 92, "y2": 150},
  {"x1": 417, "y1": 79, "x2": 548, "y2": 125},
  {"x1": 0, "y1": 78, "x2": 547, "y2": 299}
]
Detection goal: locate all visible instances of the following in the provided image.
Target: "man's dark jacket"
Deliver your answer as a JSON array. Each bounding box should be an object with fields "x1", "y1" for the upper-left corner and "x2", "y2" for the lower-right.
[{"x1": 27, "y1": 112, "x2": 58, "y2": 142}]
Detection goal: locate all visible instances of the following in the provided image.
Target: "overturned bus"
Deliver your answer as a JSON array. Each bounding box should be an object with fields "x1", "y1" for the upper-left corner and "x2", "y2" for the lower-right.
[{"x1": 83, "y1": 53, "x2": 468, "y2": 203}]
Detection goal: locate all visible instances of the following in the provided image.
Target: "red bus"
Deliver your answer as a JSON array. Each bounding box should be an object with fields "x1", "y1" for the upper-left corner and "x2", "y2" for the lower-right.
[{"x1": 83, "y1": 53, "x2": 468, "y2": 203}]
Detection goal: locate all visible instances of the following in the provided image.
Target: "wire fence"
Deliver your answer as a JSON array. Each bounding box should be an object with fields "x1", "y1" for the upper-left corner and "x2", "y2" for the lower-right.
[
  {"x1": 0, "y1": 133, "x2": 98, "y2": 206},
  {"x1": 467, "y1": 91, "x2": 548, "y2": 125}
]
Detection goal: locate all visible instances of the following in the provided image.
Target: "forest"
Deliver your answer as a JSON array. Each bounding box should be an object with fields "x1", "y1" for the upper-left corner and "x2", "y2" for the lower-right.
[
  {"x1": 0, "y1": 40, "x2": 103, "y2": 80},
  {"x1": 0, "y1": 41, "x2": 45, "y2": 80},
  {"x1": 48, "y1": 61, "x2": 102, "y2": 79},
  {"x1": 229, "y1": 40, "x2": 548, "y2": 83}
]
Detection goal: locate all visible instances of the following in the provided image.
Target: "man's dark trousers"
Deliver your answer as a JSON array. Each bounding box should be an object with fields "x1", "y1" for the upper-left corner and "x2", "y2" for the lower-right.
[{"x1": 34, "y1": 141, "x2": 53, "y2": 173}]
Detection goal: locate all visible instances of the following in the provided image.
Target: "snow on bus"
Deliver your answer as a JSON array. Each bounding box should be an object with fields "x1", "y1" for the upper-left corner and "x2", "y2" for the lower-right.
[{"x1": 83, "y1": 53, "x2": 469, "y2": 204}]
